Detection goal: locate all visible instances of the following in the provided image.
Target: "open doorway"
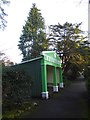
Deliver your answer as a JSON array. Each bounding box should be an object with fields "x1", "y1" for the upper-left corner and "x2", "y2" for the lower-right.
[
  {"x1": 46, "y1": 65, "x2": 60, "y2": 95},
  {"x1": 46, "y1": 65, "x2": 53, "y2": 95}
]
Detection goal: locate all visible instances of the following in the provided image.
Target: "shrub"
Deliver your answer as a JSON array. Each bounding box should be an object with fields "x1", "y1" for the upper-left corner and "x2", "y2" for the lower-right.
[
  {"x1": 2, "y1": 66, "x2": 33, "y2": 112},
  {"x1": 83, "y1": 65, "x2": 90, "y2": 99}
]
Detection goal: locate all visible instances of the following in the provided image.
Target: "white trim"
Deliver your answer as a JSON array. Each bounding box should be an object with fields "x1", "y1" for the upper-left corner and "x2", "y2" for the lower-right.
[
  {"x1": 41, "y1": 51, "x2": 55, "y2": 54},
  {"x1": 44, "y1": 54, "x2": 61, "y2": 65},
  {"x1": 53, "y1": 86, "x2": 58, "y2": 92},
  {"x1": 60, "y1": 82, "x2": 64, "y2": 88},
  {"x1": 42, "y1": 91, "x2": 49, "y2": 99}
]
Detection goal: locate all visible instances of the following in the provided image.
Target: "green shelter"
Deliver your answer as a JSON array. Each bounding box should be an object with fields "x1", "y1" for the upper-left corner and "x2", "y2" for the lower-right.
[
  {"x1": 13, "y1": 51, "x2": 63, "y2": 99},
  {"x1": 41, "y1": 51, "x2": 63, "y2": 99}
]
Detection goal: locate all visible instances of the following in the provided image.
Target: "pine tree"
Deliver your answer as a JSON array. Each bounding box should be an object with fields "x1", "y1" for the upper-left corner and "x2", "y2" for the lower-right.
[{"x1": 18, "y1": 3, "x2": 48, "y2": 61}]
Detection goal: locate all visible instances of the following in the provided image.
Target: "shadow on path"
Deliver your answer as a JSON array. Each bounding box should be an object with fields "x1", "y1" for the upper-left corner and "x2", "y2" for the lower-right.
[{"x1": 20, "y1": 80, "x2": 88, "y2": 118}]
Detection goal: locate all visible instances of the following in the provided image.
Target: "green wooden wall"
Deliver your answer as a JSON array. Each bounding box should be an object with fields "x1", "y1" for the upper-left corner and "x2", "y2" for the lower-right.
[{"x1": 12, "y1": 58, "x2": 42, "y2": 97}]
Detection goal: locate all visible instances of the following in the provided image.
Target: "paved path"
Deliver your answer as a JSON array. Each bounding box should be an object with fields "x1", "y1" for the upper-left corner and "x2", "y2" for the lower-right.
[{"x1": 20, "y1": 80, "x2": 88, "y2": 118}]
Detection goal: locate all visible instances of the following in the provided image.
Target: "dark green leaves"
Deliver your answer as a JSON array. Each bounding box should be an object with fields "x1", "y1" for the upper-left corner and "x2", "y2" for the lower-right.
[
  {"x1": 48, "y1": 22, "x2": 89, "y2": 80},
  {"x1": 18, "y1": 3, "x2": 48, "y2": 61}
]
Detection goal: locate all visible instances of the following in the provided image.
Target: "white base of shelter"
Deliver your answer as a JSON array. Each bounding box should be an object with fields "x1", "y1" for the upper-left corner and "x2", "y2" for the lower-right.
[
  {"x1": 53, "y1": 86, "x2": 58, "y2": 92},
  {"x1": 60, "y1": 82, "x2": 64, "y2": 88},
  {"x1": 42, "y1": 91, "x2": 49, "y2": 99}
]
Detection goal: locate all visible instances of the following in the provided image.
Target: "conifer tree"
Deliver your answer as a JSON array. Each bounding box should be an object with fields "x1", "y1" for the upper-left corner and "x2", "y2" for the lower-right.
[{"x1": 18, "y1": 3, "x2": 48, "y2": 61}]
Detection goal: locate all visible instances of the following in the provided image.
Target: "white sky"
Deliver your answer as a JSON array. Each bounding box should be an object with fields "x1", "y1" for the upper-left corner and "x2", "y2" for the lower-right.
[{"x1": 0, "y1": 0, "x2": 88, "y2": 63}]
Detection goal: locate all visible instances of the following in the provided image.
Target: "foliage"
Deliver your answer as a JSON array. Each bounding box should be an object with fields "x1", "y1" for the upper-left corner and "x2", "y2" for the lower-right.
[
  {"x1": 2, "y1": 66, "x2": 33, "y2": 113},
  {"x1": 48, "y1": 22, "x2": 88, "y2": 80},
  {"x1": 0, "y1": 51, "x2": 5, "y2": 60},
  {"x1": 2, "y1": 101, "x2": 36, "y2": 118},
  {"x1": 0, "y1": 51, "x2": 14, "y2": 66},
  {"x1": 0, "y1": 0, "x2": 10, "y2": 30},
  {"x1": 80, "y1": 40, "x2": 90, "y2": 90},
  {"x1": 18, "y1": 3, "x2": 49, "y2": 61},
  {"x1": 83, "y1": 58, "x2": 90, "y2": 92}
]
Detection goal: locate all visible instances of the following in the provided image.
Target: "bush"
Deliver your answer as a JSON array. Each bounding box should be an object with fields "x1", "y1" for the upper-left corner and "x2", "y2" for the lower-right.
[
  {"x1": 84, "y1": 66, "x2": 90, "y2": 88},
  {"x1": 63, "y1": 62, "x2": 83, "y2": 81},
  {"x1": 2, "y1": 66, "x2": 33, "y2": 112}
]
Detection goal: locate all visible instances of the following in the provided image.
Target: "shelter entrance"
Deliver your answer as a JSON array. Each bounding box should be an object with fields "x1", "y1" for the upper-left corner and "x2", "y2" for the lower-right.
[
  {"x1": 47, "y1": 65, "x2": 53, "y2": 87},
  {"x1": 47, "y1": 65, "x2": 60, "y2": 95},
  {"x1": 41, "y1": 51, "x2": 64, "y2": 99}
]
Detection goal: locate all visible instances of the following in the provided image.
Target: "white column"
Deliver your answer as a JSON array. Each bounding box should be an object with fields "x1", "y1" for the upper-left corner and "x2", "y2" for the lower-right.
[
  {"x1": 42, "y1": 91, "x2": 49, "y2": 99},
  {"x1": 53, "y1": 86, "x2": 58, "y2": 92}
]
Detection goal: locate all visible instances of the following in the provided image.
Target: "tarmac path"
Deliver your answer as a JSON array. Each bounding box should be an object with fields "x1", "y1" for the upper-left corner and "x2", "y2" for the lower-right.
[{"x1": 20, "y1": 80, "x2": 88, "y2": 118}]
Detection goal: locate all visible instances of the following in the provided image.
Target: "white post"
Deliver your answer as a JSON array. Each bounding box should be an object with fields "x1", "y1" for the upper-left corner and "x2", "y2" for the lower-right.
[
  {"x1": 53, "y1": 86, "x2": 58, "y2": 92},
  {"x1": 42, "y1": 91, "x2": 49, "y2": 99}
]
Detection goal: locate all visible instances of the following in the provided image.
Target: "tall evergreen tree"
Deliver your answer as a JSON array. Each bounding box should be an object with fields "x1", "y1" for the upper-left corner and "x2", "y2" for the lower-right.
[{"x1": 18, "y1": 3, "x2": 48, "y2": 61}]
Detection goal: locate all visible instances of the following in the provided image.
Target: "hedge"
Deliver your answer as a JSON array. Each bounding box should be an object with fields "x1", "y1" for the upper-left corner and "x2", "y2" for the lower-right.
[{"x1": 2, "y1": 66, "x2": 33, "y2": 113}]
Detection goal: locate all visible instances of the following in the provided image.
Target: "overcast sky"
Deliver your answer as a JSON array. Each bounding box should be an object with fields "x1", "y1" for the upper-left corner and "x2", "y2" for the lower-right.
[{"x1": 0, "y1": 0, "x2": 88, "y2": 63}]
